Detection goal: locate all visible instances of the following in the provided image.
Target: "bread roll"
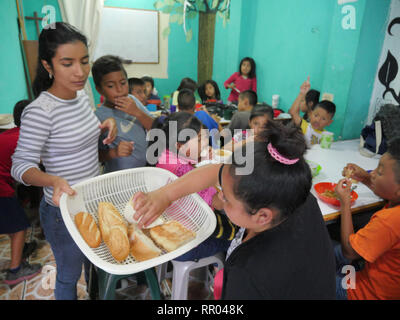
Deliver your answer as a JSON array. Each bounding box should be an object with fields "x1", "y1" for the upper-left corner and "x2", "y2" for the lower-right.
[
  {"x1": 98, "y1": 202, "x2": 130, "y2": 262},
  {"x1": 150, "y1": 221, "x2": 196, "y2": 252},
  {"x1": 74, "y1": 212, "x2": 101, "y2": 248},
  {"x1": 123, "y1": 195, "x2": 165, "y2": 228},
  {"x1": 128, "y1": 223, "x2": 161, "y2": 261}
]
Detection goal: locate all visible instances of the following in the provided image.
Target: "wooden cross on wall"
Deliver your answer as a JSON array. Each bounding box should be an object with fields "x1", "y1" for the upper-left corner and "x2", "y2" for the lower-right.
[{"x1": 25, "y1": 11, "x2": 43, "y2": 38}]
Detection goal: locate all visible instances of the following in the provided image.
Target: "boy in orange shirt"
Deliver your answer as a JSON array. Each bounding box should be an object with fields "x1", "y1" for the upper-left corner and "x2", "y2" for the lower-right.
[{"x1": 334, "y1": 136, "x2": 400, "y2": 300}]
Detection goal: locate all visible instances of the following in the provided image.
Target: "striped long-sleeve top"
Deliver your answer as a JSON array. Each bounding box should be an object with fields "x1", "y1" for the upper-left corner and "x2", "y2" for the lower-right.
[{"x1": 11, "y1": 91, "x2": 101, "y2": 206}]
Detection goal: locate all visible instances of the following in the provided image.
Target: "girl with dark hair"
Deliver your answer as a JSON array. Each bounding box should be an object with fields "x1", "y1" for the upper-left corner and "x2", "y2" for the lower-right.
[
  {"x1": 198, "y1": 80, "x2": 222, "y2": 104},
  {"x1": 11, "y1": 22, "x2": 117, "y2": 300},
  {"x1": 224, "y1": 57, "x2": 257, "y2": 103},
  {"x1": 133, "y1": 121, "x2": 336, "y2": 299},
  {"x1": 147, "y1": 112, "x2": 231, "y2": 261},
  {"x1": 290, "y1": 77, "x2": 320, "y2": 121}
]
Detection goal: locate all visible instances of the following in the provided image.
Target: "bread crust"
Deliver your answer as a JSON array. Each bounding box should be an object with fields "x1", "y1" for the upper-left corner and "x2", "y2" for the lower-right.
[
  {"x1": 74, "y1": 212, "x2": 101, "y2": 248},
  {"x1": 128, "y1": 224, "x2": 161, "y2": 261},
  {"x1": 149, "y1": 221, "x2": 196, "y2": 252}
]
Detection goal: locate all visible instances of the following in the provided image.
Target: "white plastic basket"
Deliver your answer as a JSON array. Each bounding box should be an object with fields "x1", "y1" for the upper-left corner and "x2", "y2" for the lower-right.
[{"x1": 59, "y1": 167, "x2": 216, "y2": 275}]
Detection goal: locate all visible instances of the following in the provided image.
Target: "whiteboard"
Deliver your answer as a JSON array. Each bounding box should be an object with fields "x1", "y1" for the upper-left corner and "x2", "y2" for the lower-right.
[{"x1": 93, "y1": 7, "x2": 159, "y2": 64}]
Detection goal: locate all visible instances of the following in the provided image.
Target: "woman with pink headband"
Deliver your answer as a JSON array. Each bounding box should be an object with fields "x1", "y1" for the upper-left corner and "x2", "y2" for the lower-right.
[{"x1": 132, "y1": 121, "x2": 335, "y2": 299}]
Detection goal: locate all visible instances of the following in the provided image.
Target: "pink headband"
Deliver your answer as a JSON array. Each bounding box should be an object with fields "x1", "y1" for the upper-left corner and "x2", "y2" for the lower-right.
[{"x1": 267, "y1": 143, "x2": 299, "y2": 165}]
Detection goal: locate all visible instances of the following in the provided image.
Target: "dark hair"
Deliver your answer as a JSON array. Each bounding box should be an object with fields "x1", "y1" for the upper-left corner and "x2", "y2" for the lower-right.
[
  {"x1": 92, "y1": 55, "x2": 128, "y2": 88},
  {"x1": 239, "y1": 90, "x2": 258, "y2": 107},
  {"x1": 315, "y1": 100, "x2": 336, "y2": 118},
  {"x1": 387, "y1": 136, "x2": 400, "y2": 184},
  {"x1": 33, "y1": 22, "x2": 88, "y2": 98},
  {"x1": 148, "y1": 112, "x2": 204, "y2": 159},
  {"x1": 141, "y1": 76, "x2": 154, "y2": 89},
  {"x1": 177, "y1": 88, "x2": 196, "y2": 111},
  {"x1": 229, "y1": 121, "x2": 311, "y2": 223},
  {"x1": 239, "y1": 57, "x2": 256, "y2": 79},
  {"x1": 128, "y1": 77, "x2": 145, "y2": 93},
  {"x1": 250, "y1": 104, "x2": 274, "y2": 121},
  {"x1": 198, "y1": 80, "x2": 221, "y2": 102},
  {"x1": 13, "y1": 100, "x2": 31, "y2": 127},
  {"x1": 306, "y1": 90, "x2": 320, "y2": 109},
  {"x1": 177, "y1": 77, "x2": 197, "y2": 92}
]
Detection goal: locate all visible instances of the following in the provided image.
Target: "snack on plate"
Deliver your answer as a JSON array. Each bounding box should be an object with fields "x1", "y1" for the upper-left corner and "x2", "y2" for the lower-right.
[
  {"x1": 150, "y1": 221, "x2": 196, "y2": 252},
  {"x1": 322, "y1": 190, "x2": 339, "y2": 199},
  {"x1": 123, "y1": 195, "x2": 165, "y2": 228},
  {"x1": 98, "y1": 202, "x2": 130, "y2": 262},
  {"x1": 74, "y1": 212, "x2": 101, "y2": 248},
  {"x1": 128, "y1": 223, "x2": 161, "y2": 261}
]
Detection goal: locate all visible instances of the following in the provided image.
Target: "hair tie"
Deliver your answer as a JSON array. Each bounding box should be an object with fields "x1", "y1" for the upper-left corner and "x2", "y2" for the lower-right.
[{"x1": 267, "y1": 143, "x2": 299, "y2": 165}]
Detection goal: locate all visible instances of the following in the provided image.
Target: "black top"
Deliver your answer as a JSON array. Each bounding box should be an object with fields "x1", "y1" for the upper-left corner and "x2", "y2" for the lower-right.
[{"x1": 221, "y1": 194, "x2": 336, "y2": 300}]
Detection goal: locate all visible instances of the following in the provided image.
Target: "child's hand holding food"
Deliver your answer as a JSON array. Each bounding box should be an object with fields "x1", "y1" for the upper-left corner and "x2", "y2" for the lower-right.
[{"x1": 335, "y1": 178, "x2": 352, "y2": 205}]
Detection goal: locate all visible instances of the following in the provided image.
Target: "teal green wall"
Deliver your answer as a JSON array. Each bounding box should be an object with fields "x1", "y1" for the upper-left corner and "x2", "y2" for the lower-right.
[{"x1": 0, "y1": 0, "x2": 29, "y2": 114}]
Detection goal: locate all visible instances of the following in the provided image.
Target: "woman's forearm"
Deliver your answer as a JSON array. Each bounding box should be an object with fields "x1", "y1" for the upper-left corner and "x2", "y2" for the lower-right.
[{"x1": 21, "y1": 167, "x2": 57, "y2": 188}]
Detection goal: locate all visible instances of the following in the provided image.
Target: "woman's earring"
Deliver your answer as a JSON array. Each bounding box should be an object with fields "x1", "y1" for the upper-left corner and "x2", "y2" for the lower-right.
[{"x1": 49, "y1": 73, "x2": 53, "y2": 79}]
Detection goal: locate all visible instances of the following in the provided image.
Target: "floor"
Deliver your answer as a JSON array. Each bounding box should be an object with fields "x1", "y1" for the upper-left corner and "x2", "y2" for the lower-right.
[{"x1": 0, "y1": 206, "x2": 213, "y2": 300}]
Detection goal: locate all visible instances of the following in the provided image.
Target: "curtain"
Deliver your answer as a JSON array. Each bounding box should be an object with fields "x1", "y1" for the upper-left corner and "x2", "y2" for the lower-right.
[{"x1": 58, "y1": 0, "x2": 104, "y2": 108}]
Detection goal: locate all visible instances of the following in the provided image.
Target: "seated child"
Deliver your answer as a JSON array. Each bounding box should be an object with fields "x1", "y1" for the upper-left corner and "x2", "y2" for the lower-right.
[
  {"x1": 290, "y1": 77, "x2": 320, "y2": 122},
  {"x1": 172, "y1": 77, "x2": 201, "y2": 108},
  {"x1": 128, "y1": 77, "x2": 147, "y2": 106},
  {"x1": 132, "y1": 121, "x2": 336, "y2": 299},
  {"x1": 1, "y1": 99, "x2": 42, "y2": 285},
  {"x1": 92, "y1": 55, "x2": 154, "y2": 173},
  {"x1": 141, "y1": 76, "x2": 161, "y2": 102},
  {"x1": 334, "y1": 137, "x2": 400, "y2": 300},
  {"x1": 224, "y1": 104, "x2": 274, "y2": 152},
  {"x1": 198, "y1": 80, "x2": 223, "y2": 104},
  {"x1": 289, "y1": 78, "x2": 335, "y2": 146},
  {"x1": 226, "y1": 90, "x2": 258, "y2": 136},
  {"x1": 148, "y1": 112, "x2": 232, "y2": 261}
]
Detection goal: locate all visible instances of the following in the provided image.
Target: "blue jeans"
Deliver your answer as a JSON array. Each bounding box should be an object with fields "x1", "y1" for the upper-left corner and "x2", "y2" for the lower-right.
[
  {"x1": 39, "y1": 198, "x2": 90, "y2": 300},
  {"x1": 334, "y1": 242, "x2": 350, "y2": 300}
]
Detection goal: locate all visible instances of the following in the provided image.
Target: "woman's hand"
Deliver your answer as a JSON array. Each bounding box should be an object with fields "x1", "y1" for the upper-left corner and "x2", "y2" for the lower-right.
[
  {"x1": 132, "y1": 189, "x2": 172, "y2": 229},
  {"x1": 51, "y1": 176, "x2": 76, "y2": 207},
  {"x1": 99, "y1": 117, "x2": 117, "y2": 145},
  {"x1": 335, "y1": 178, "x2": 352, "y2": 206}
]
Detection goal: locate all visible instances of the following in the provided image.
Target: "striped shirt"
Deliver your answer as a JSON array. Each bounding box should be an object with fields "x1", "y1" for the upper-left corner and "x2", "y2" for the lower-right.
[{"x1": 11, "y1": 91, "x2": 101, "y2": 206}]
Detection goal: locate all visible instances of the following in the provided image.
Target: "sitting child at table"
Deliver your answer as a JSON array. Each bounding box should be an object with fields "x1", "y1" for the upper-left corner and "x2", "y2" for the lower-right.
[
  {"x1": 172, "y1": 77, "x2": 201, "y2": 108},
  {"x1": 334, "y1": 136, "x2": 400, "y2": 300},
  {"x1": 198, "y1": 80, "x2": 223, "y2": 104},
  {"x1": 227, "y1": 90, "x2": 257, "y2": 134},
  {"x1": 148, "y1": 112, "x2": 233, "y2": 261},
  {"x1": 141, "y1": 76, "x2": 161, "y2": 103},
  {"x1": 290, "y1": 77, "x2": 320, "y2": 122},
  {"x1": 223, "y1": 104, "x2": 274, "y2": 152},
  {"x1": 133, "y1": 121, "x2": 336, "y2": 299},
  {"x1": 289, "y1": 78, "x2": 335, "y2": 146},
  {"x1": 92, "y1": 55, "x2": 154, "y2": 173},
  {"x1": 128, "y1": 77, "x2": 147, "y2": 106}
]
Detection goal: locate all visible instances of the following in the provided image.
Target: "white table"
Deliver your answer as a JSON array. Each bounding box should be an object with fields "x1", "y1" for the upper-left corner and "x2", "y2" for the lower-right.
[{"x1": 305, "y1": 139, "x2": 384, "y2": 221}]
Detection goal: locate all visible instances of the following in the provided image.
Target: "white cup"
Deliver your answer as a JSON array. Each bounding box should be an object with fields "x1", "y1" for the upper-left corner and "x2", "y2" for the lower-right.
[{"x1": 272, "y1": 94, "x2": 280, "y2": 108}]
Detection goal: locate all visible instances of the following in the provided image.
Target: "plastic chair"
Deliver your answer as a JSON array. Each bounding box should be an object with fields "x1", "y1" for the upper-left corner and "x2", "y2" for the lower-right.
[
  {"x1": 95, "y1": 267, "x2": 162, "y2": 300},
  {"x1": 158, "y1": 252, "x2": 225, "y2": 300}
]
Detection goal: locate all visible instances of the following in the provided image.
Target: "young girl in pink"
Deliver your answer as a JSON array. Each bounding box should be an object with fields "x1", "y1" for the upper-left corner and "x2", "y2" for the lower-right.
[
  {"x1": 224, "y1": 57, "x2": 257, "y2": 103},
  {"x1": 149, "y1": 112, "x2": 231, "y2": 261}
]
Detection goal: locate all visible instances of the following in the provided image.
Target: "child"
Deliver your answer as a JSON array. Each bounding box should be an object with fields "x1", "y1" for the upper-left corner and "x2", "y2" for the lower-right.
[
  {"x1": 132, "y1": 121, "x2": 336, "y2": 299},
  {"x1": 198, "y1": 80, "x2": 222, "y2": 104},
  {"x1": 148, "y1": 112, "x2": 231, "y2": 261},
  {"x1": 172, "y1": 77, "x2": 200, "y2": 108},
  {"x1": 92, "y1": 55, "x2": 154, "y2": 173},
  {"x1": 11, "y1": 22, "x2": 117, "y2": 300},
  {"x1": 290, "y1": 78, "x2": 320, "y2": 121},
  {"x1": 334, "y1": 137, "x2": 400, "y2": 300},
  {"x1": 226, "y1": 90, "x2": 258, "y2": 136},
  {"x1": 224, "y1": 57, "x2": 257, "y2": 103},
  {"x1": 128, "y1": 77, "x2": 147, "y2": 106},
  {"x1": 224, "y1": 104, "x2": 274, "y2": 152},
  {"x1": 289, "y1": 78, "x2": 335, "y2": 146},
  {"x1": 141, "y1": 76, "x2": 161, "y2": 102},
  {"x1": 1, "y1": 100, "x2": 42, "y2": 286}
]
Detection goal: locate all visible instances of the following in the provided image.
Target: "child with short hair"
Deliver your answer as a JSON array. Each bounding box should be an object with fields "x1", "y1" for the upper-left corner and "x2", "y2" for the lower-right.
[
  {"x1": 132, "y1": 121, "x2": 336, "y2": 299},
  {"x1": 141, "y1": 76, "x2": 161, "y2": 102},
  {"x1": 1, "y1": 100, "x2": 42, "y2": 286},
  {"x1": 92, "y1": 55, "x2": 154, "y2": 173},
  {"x1": 128, "y1": 77, "x2": 147, "y2": 106},
  {"x1": 224, "y1": 57, "x2": 257, "y2": 103},
  {"x1": 172, "y1": 77, "x2": 201, "y2": 107},
  {"x1": 334, "y1": 137, "x2": 400, "y2": 300},
  {"x1": 289, "y1": 78, "x2": 335, "y2": 146},
  {"x1": 227, "y1": 90, "x2": 258, "y2": 135},
  {"x1": 198, "y1": 80, "x2": 222, "y2": 104},
  {"x1": 147, "y1": 112, "x2": 231, "y2": 261}
]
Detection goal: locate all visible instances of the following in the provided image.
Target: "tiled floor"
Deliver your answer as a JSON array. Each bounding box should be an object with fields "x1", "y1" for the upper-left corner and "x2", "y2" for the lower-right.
[{"x1": 0, "y1": 207, "x2": 213, "y2": 300}]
